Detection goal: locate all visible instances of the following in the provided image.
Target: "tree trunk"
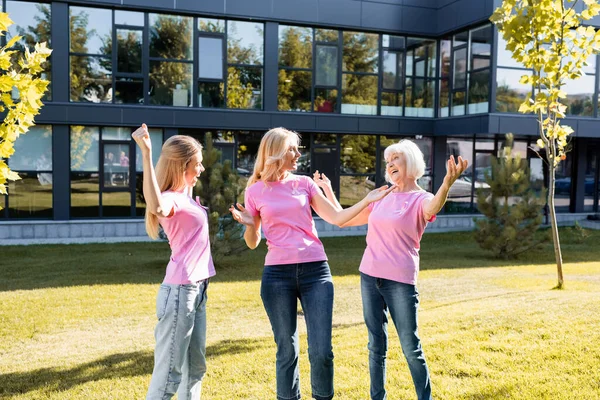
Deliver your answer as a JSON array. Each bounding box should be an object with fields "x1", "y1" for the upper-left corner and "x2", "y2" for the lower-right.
[{"x1": 548, "y1": 164, "x2": 564, "y2": 289}]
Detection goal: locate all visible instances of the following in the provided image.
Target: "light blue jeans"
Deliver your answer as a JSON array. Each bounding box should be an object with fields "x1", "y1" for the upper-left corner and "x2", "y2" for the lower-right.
[
  {"x1": 361, "y1": 273, "x2": 431, "y2": 400},
  {"x1": 146, "y1": 280, "x2": 209, "y2": 400},
  {"x1": 261, "y1": 261, "x2": 335, "y2": 400}
]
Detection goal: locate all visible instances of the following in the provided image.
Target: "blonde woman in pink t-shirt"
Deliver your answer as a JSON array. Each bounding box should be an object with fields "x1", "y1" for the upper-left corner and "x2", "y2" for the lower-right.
[
  {"x1": 323, "y1": 139, "x2": 467, "y2": 400},
  {"x1": 229, "y1": 127, "x2": 394, "y2": 400},
  {"x1": 133, "y1": 124, "x2": 216, "y2": 400}
]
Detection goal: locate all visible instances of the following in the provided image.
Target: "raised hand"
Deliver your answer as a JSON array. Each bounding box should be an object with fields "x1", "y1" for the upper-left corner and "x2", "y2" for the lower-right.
[
  {"x1": 229, "y1": 203, "x2": 255, "y2": 227},
  {"x1": 313, "y1": 170, "x2": 332, "y2": 190},
  {"x1": 443, "y1": 155, "x2": 469, "y2": 187},
  {"x1": 131, "y1": 124, "x2": 151, "y2": 154},
  {"x1": 365, "y1": 184, "x2": 396, "y2": 204}
]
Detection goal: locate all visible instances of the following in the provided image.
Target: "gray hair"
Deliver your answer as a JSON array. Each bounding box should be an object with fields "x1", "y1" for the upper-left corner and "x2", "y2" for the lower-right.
[{"x1": 383, "y1": 139, "x2": 426, "y2": 182}]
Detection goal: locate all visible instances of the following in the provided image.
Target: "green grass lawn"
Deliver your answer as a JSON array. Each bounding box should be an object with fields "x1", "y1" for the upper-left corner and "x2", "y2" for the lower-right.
[{"x1": 1, "y1": 229, "x2": 600, "y2": 399}]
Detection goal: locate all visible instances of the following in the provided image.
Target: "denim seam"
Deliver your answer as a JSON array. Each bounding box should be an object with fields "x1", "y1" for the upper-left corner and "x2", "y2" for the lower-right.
[{"x1": 165, "y1": 286, "x2": 181, "y2": 392}]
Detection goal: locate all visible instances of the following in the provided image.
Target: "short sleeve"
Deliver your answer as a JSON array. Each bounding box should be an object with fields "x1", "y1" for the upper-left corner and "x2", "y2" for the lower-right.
[
  {"x1": 244, "y1": 186, "x2": 259, "y2": 217},
  {"x1": 418, "y1": 192, "x2": 436, "y2": 223},
  {"x1": 304, "y1": 176, "x2": 321, "y2": 200},
  {"x1": 157, "y1": 191, "x2": 179, "y2": 219}
]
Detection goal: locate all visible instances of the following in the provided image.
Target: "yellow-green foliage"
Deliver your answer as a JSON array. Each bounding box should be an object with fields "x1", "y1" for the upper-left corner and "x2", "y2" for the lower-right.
[
  {"x1": 0, "y1": 12, "x2": 51, "y2": 208},
  {"x1": 491, "y1": 0, "x2": 600, "y2": 165}
]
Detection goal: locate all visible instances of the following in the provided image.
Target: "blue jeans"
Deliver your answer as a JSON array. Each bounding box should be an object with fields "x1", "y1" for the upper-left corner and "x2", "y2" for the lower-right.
[
  {"x1": 360, "y1": 273, "x2": 431, "y2": 400},
  {"x1": 261, "y1": 261, "x2": 335, "y2": 400},
  {"x1": 146, "y1": 280, "x2": 209, "y2": 400}
]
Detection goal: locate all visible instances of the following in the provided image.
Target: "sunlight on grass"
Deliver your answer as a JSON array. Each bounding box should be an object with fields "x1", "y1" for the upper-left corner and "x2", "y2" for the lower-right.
[{"x1": 1, "y1": 229, "x2": 600, "y2": 399}]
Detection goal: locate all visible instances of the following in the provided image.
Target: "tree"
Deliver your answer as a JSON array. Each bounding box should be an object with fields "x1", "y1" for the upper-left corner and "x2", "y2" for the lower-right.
[
  {"x1": 0, "y1": 13, "x2": 51, "y2": 209},
  {"x1": 195, "y1": 133, "x2": 246, "y2": 264},
  {"x1": 491, "y1": 0, "x2": 600, "y2": 288},
  {"x1": 474, "y1": 134, "x2": 547, "y2": 259}
]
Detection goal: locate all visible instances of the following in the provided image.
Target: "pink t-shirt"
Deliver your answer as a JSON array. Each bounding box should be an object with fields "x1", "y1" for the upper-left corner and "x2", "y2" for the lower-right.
[
  {"x1": 359, "y1": 191, "x2": 435, "y2": 285},
  {"x1": 245, "y1": 175, "x2": 327, "y2": 266},
  {"x1": 158, "y1": 191, "x2": 216, "y2": 284}
]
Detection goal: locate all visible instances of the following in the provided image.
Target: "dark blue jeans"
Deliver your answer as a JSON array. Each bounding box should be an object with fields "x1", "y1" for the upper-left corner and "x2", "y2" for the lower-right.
[
  {"x1": 360, "y1": 272, "x2": 431, "y2": 400},
  {"x1": 261, "y1": 261, "x2": 335, "y2": 400}
]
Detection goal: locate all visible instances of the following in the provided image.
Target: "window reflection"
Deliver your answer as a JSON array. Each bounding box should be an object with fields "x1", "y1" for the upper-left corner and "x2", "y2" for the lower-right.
[
  {"x1": 278, "y1": 70, "x2": 311, "y2": 112},
  {"x1": 446, "y1": 138, "x2": 474, "y2": 212},
  {"x1": 149, "y1": 14, "x2": 193, "y2": 60},
  {"x1": 496, "y1": 68, "x2": 532, "y2": 112},
  {"x1": 227, "y1": 21, "x2": 264, "y2": 65},
  {"x1": 341, "y1": 135, "x2": 376, "y2": 174},
  {"x1": 341, "y1": 74, "x2": 378, "y2": 115},
  {"x1": 149, "y1": 61, "x2": 193, "y2": 106}
]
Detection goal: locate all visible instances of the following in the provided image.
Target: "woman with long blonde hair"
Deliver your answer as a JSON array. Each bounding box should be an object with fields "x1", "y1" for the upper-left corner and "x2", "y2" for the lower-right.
[
  {"x1": 230, "y1": 127, "x2": 394, "y2": 400},
  {"x1": 133, "y1": 124, "x2": 215, "y2": 400}
]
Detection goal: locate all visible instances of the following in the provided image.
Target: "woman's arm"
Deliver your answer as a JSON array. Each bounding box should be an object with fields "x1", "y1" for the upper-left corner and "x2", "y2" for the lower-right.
[
  {"x1": 132, "y1": 124, "x2": 175, "y2": 218},
  {"x1": 422, "y1": 155, "x2": 468, "y2": 221},
  {"x1": 311, "y1": 185, "x2": 394, "y2": 227},
  {"x1": 230, "y1": 203, "x2": 262, "y2": 249}
]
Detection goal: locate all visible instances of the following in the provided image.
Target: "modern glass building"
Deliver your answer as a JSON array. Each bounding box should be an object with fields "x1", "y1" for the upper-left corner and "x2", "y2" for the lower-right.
[{"x1": 1, "y1": 0, "x2": 599, "y2": 237}]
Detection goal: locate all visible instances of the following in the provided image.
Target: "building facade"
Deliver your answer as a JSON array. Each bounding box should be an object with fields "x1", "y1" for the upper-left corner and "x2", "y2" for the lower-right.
[{"x1": 1, "y1": 0, "x2": 599, "y2": 240}]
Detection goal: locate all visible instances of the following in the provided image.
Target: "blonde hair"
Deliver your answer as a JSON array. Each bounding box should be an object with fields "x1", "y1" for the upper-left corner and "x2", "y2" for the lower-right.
[
  {"x1": 246, "y1": 127, "x2": 300, "y2": 188},
  {"x1": 384, "y1": 139, "x2": 426, "y2": 182},
  {"x1": 146, "y1": 135, "x2": 203, "y2": 239}
]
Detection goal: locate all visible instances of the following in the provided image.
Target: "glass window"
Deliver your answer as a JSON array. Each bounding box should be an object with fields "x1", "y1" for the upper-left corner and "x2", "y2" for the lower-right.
[
  {"x1": 564, "y1": 74, "x2": 594, "y2": 116},
  {"x1": 405, "y1": 78, "x2": 434, "y2": 117},
  {"x1": 453, "y1": 47, "x2": 467, "y2": 89},
  {"x1": 341, "y1": 135, "x2": 376, "y2": 174},
  {"x1": 446, "y1": 138, "x2": 474, "y2": 212},
  {"x1": 103, "y1": 144, "x2": 130, "y2": 188},
  {"x1": 316, "y1": 45, "x2": 338, "y2": 86},
  {"x1": 440, "y1": 39, "x2": 451, "y2": 79},
  {"x1": 227, "y1": 21, "x2": 264, "y2": 65},
  {"x1": 454, "y1": 31, "x2": 468, "y2": 47},
  {"x1": 149, "y1": 14, "x2": 193, "y2": 60},
  {"x1": 135, "y1": 129, "x2": 162, "y2": 172},
  {"x1": 10, "y1": 125, "x2": 52, "y2": 171},
  {"x1": 314, "y1": 88, "x2": 337, "y2": 113},
  {"x1": 383, "y1": 51, "x2": 403, "y2": 90},
  {"x1": 343, "y1": 32, "x2": 378, "y2": 73},
  {"x1": 8, "y1": 172, "x2": 53, "y2": 219},
  {"x1": 199, "y1": 82, "x2": 224, "y2": 108},
  {"x1": 470, "y1": 25, "x2": 492, "y2": 70},
  {"x1": 496, "y1": 68, "x2": 531, "y2": 112},
  {"x1": 115, "y1": 10, "x2": 144, "y2": 27},
  {"x1": 199, "y1": 37, "x2": 224, "y2": 79},
  {"x1": 383, "y1": 35, "x2": 404, "y2": 50},
  {"x1": 406, "y1": 38, "x2": 436, "y2": 78},
  {"x1": 227, "y1": 66, "x2": 262, "y2": 109},
  {"x1": 555, "y1": 157, "x2": 573, "y2": 212},
  {"x1": 70, "y1": 172, "x2": 99, "y2": 218},
  {"x1": 468, "y1": 69, "x2": 490, "y2": 114},
  {"x1": 236, "y1": 132, "x2": 263, "y2": 176},
  {"x1": 339, "y1": 176, "x2": 373, "y2": 208},
  {"x1": 70, "y1": 56, "x2": 112, "y2": 103},
  {"x1": 149, "y1": 61, "x2": 193, "y2": 106},
  {"x1": 6, "y1": 1, "x2": 52, "y2": 100},
  {"x1": 496, "y1": 34, "x2": 523, "y2": 68},
  {"x1": 381, "y1": 92, "x2": 403, "y2": 116},
  {"x1": 115, "y1": 78, "x2": 144, "y2": 104},
  {"x1": 439, "y1": 79, "x2": 450, "y2": 117},
  {"x1": 71, "y1": 126, "x2": 100, "y2": 171},
  {"x1": 583, "y1": 147, "x2": 597, "y2": 212},
  {"x1": 452, "y1": 91, "x2": 466, "y2": 116},
  {"x1": 198, "y1": 18, "x2": 225, "y2": 33},
  {"x1": 278, "y1": 70, "x2": 312, "y2": 112},
  {"x1": 69, "y1": 7, "x2": 112, "y2": 55},
  {"x1": 116, "y1": 29, "x2": 142, "y2": 73},
  {"x1": 279, "y1": 26, "x2": 312, "y2": 68},
  {"x1": 341, "y1": 74, "x2": 378, "y2": 115},
  {"x1": 102, "y1": 127, "x2": 131, "y2": 141},
  {"x1": 315, "y1": 29, "x2": 338, "y2": 43}
]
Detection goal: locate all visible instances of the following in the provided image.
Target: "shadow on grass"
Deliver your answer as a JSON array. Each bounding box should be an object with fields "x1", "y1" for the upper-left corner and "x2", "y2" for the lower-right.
[
  {"x1": 0, "y1": 337, "x2": 271, "y2": 397},
  {"x1": 2, "y1": 229, "x2": 598, "y2": 292}
]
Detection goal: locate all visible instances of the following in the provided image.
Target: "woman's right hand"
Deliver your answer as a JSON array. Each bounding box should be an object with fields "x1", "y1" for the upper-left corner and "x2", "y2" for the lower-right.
[
  {"x1": 229, "y1": 203, "x2": 255, "y2": 227},
  {"x1": 131, "y1": 124, "x2": 151, "y2": 154}
]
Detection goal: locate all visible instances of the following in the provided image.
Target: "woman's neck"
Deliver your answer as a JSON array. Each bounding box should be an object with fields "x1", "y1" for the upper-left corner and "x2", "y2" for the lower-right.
[{"x1": 392, "y1": 179, "x2": 420, "y2": 193}]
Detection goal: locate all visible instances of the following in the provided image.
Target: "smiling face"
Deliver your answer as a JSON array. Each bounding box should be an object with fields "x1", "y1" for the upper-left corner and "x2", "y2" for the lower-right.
[
  {"x1": 281, "y1": 140, "x2": 301, "y2": 173},
  {"x1": 184, "y1": 152, "x2": 205, "y2": 188},
  {"x1": 386, "y1": 151, "x2": 408, "y2": 184}
]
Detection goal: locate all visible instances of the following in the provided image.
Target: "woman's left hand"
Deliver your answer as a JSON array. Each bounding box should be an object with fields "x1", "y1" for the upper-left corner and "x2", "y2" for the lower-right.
[
  {"x1": 313, "y1": 170, "x2": 332, "y2": 190},
  {"x1": 443, "y1": 155, "x2": 469, "y2": 187}
]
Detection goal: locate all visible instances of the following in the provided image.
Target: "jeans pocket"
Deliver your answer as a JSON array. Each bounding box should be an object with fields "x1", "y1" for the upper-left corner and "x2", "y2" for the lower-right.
[{"x1": 156, "y1": 285, "x2": 171, "y2": 321}]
